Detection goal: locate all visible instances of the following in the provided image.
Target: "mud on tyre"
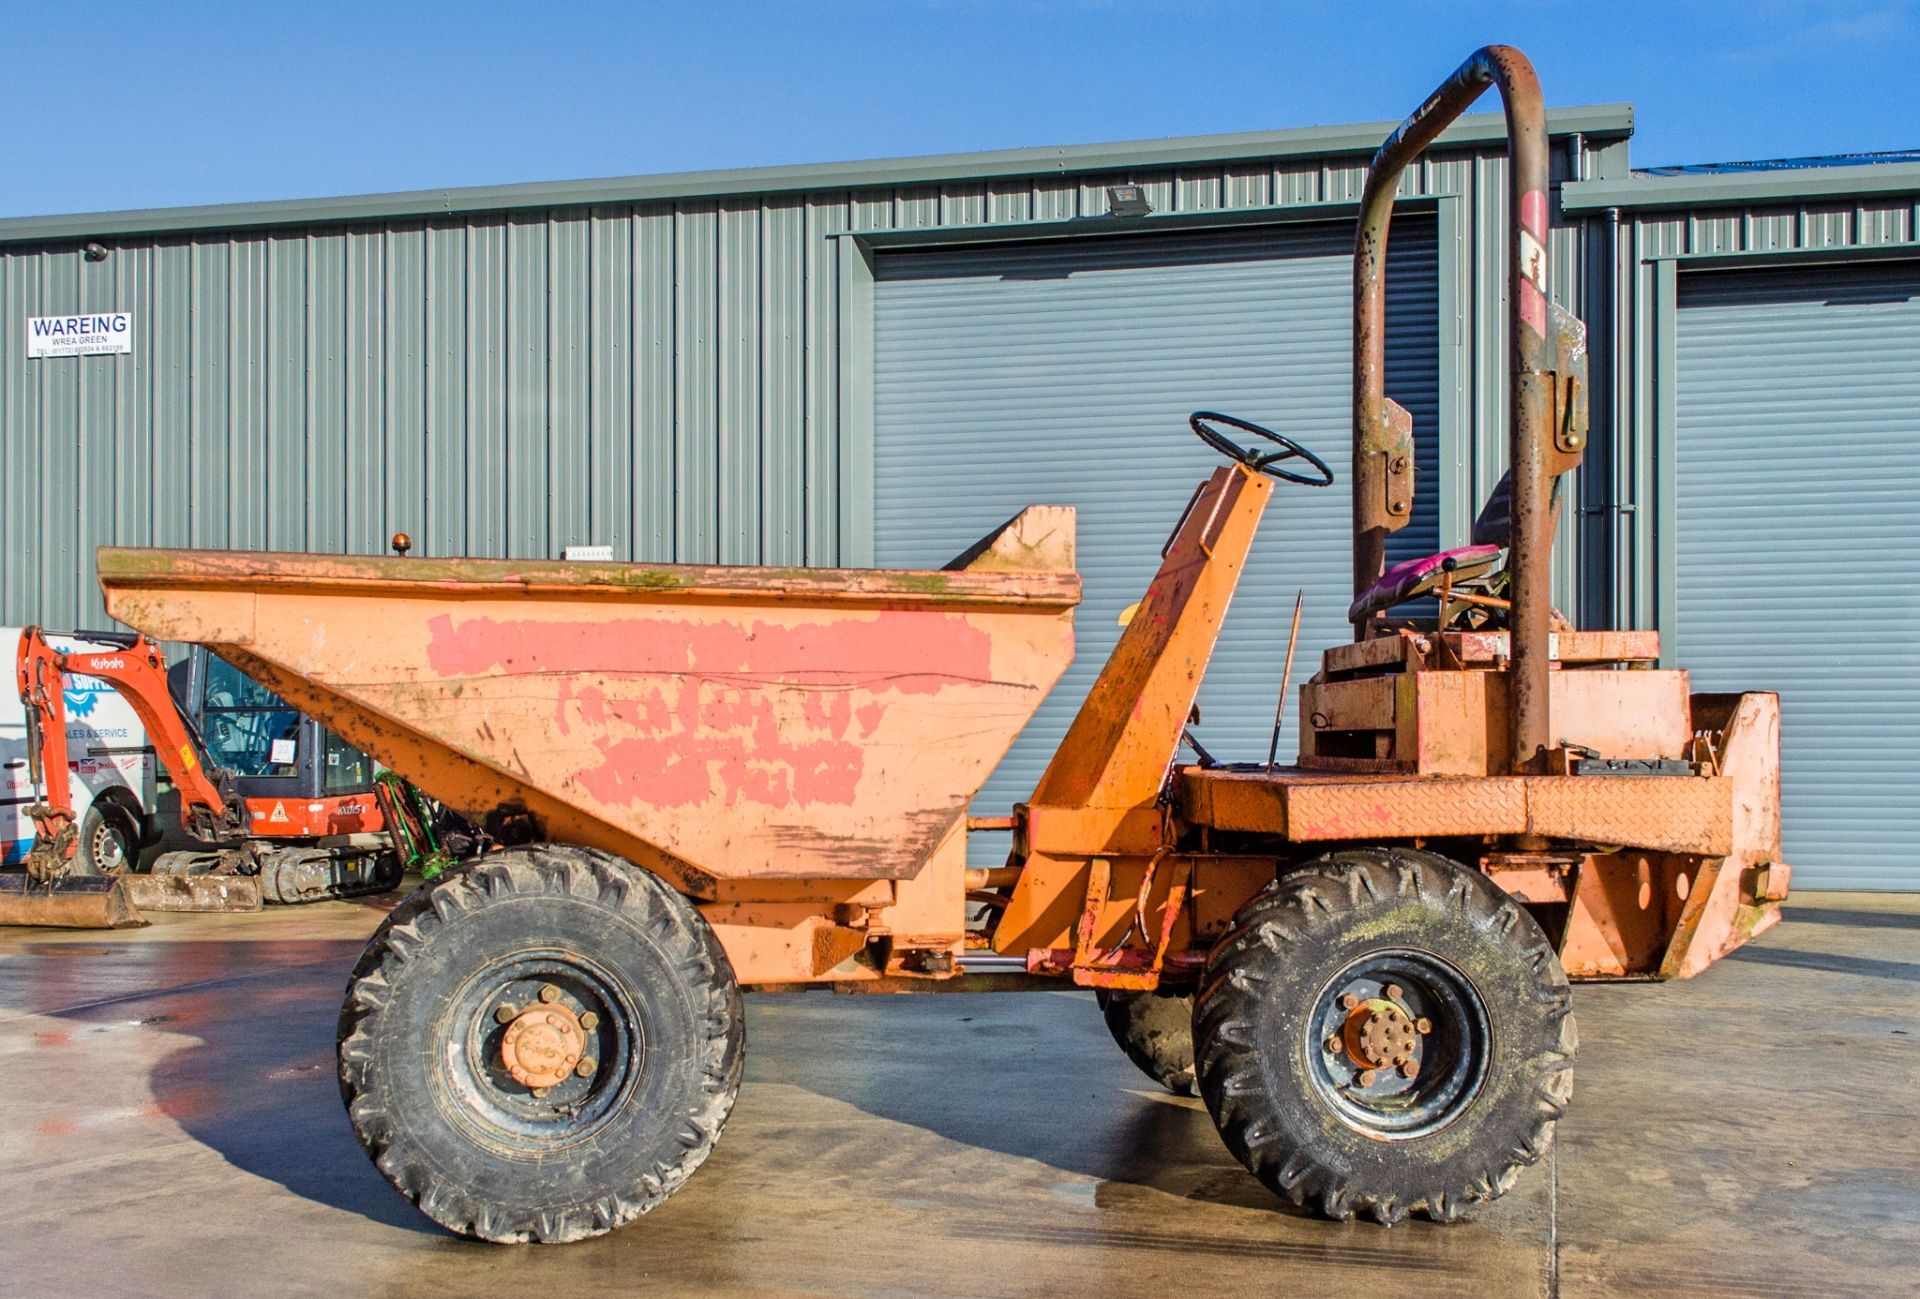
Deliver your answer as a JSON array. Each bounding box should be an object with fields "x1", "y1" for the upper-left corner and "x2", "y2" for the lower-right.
[
  {"x1": 337, "y1": 845, "x2": 744, "y2": 1243},
  {"x1": 1193, "y1": 847, "x2": 1575, "y2": 1225},
  {"x1": 1095, "y1": 987, "x2": 1195, "y2": 1095}
]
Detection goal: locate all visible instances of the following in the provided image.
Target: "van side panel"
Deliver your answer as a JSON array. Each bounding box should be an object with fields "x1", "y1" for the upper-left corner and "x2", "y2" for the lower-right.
[{"x1": 0, "y1": 628, "x2": 157, "y2": 862}]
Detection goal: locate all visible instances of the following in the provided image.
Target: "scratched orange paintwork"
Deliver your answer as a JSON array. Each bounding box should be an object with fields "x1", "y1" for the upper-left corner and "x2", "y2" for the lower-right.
[
  {"x1": 96, "y1": 457, "x2": 1786, "y2": 988},
  {"x1": 996, "y1": 467, "x2": 1276, "y2": 963},
  {"x1": 89, "y1": 52, "x2": 1788, "y2": 992},
  {"x1": 99, "y1": 509, "x2": 1078, "y2": 914},
  {"x1": 990, "y1": 455, "x2": 1782, "y2": 980},
  {"x1": 1658, "y1": 692, "x2": 1788, "y2": 978}
]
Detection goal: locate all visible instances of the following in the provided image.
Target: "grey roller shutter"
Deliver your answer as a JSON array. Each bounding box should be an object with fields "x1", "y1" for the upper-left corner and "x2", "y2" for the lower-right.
[
  {"x1": 1674, "y1": 262, "x2": 1920, "y2": 891},
  {"x1": 872, "y1": 222, "x2": 1439, "y2": 842}
]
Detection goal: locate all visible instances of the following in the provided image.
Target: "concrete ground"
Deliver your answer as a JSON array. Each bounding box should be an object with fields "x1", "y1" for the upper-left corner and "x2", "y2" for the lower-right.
[{"x1": 0, "y1": 891, "x2": 1913, "y2": 1299}]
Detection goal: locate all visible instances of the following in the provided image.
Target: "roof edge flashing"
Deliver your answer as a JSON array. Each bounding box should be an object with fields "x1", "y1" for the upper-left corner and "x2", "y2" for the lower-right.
[
  {"x1": 0, "y1": 103, "x2": 1632, "y2": 247},
  {"x1": 1566, "y1": 159, "x2": 1920, "y2": 212}
]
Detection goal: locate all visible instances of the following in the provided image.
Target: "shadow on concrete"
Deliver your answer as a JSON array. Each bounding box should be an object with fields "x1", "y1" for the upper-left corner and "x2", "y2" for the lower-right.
[
  {"x1": 54, "y1": 937, "x2": 438, "y2": 1236},
  {"x1": 1725, "y1": 943, "x2": 1920, "y2": 983},
  {"x1": 1786, "y1": 906, "x2": 1920, "y2": 931},
  {"x1": 743, "y1": 990, "x2": 1317, "y2": 1217}
]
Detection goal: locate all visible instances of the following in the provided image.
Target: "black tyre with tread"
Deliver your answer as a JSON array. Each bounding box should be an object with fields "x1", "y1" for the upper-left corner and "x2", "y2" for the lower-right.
[
  {"x1": 337, "y1": 844, "x2": 744, "y2": 1243},
  {"x1": 1193, "y1": 847, "x2": 1575, "y2": 1226},
  {"x1": 1094, "y1": 988, "x2": 1195, "y2": 1095}
]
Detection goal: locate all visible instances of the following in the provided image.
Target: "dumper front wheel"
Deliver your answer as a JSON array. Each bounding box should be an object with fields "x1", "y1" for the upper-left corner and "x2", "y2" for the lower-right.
[
  {"x1": 1193, "y1": 848, "x2": 1575, "y2": 1225},
  {"x1": 337, "y1": 845, "x2": 744, "y2": 1243}
]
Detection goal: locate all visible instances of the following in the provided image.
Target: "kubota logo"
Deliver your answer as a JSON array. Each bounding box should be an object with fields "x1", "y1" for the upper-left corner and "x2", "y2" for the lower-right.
[{"x1": 83, "y1": 657, "x2": 124, "y2": 672}]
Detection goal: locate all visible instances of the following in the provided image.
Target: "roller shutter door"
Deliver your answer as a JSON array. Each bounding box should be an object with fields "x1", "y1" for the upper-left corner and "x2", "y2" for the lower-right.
[
  {"x1": 1674, "y1": 262, "x2": 1920, "y2": 890},
  {"x1": 872, "y1": 222, "x2": 1439, "y2": 835}
]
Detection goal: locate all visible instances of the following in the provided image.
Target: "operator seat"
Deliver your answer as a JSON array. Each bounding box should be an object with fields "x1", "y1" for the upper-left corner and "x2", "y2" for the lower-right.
[{"x1": 1345, "y1": 470, "x2": 1561, "y2": 626}]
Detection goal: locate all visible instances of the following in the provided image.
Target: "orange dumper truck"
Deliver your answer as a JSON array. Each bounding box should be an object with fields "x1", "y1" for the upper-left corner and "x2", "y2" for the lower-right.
[{"x1": 92, "y1": 46, "x2": 1784, "y2": 1243}]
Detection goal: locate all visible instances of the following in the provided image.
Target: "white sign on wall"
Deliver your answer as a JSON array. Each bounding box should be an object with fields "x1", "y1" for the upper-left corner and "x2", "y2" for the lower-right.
[{"x1": 27, "y1": 312, "x2": 133, "y2": 359}]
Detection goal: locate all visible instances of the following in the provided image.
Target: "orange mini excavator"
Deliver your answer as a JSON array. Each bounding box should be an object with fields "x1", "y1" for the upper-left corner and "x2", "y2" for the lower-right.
[{"x1": 0, "y1": 627, "x2": 407, "y2": 927}]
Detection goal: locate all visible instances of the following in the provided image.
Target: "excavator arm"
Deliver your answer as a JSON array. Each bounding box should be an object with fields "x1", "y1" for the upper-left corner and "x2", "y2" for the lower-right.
[{"x1": 15, "y1": 626, "x2": 247, "y2": 881}]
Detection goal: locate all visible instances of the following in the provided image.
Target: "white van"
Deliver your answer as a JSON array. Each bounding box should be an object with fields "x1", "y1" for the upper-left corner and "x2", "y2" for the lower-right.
[{"x1": 0, "y1": 628, "x2": 157, "y2": 873}]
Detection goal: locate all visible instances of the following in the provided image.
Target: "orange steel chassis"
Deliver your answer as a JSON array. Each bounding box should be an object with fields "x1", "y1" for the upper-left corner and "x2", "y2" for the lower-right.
[
  {"x1": 94, "y1": 45, "x2": 1784, "y2": 989},
  {"x1": 989, "y1": 464, "x2": 1785, "y2": 988}
]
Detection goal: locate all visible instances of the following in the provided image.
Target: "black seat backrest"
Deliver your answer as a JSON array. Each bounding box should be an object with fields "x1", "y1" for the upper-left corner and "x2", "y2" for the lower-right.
[{"x1": 1469, "y1": 470, "x2": 1566, "y2": 549}]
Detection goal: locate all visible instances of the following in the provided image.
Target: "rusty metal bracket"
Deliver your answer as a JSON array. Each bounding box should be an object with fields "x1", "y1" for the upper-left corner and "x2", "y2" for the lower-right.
[
  {"x1": 1143, "y1": 856, "x2": 1194, "y2": 977},
  {"x1": 1131, "y1": 845, "x2": 1172, "y2": 936},
  {"x1": 1024, "y1": 848, "x2": 1197, "y2": 992},
  {"x1": 1070, "y1": 857, "x2": 1114, "y2": 971},
  {"x1": 1547, "y1": 301, "x2": 1590, "y2": 469},
  {"x1": 1357, "y1": 397, "x2": 1417, "y2": 541}
]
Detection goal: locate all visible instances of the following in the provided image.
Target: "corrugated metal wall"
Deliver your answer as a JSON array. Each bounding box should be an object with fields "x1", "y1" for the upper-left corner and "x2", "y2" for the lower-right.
[
  {"x1": 1671, "y1": 263, "x2": 1920, "y2": 889},
  {"x1": 871, "y1": 222, "x2": 1437, "y2": 819},
  {"x1": 1595, "y1": 194, "x2": 1920, "y2": 628},
  {"x1": 1566, "y1": 180, "x2": 1920, "y2": 890},
  {"x1": 0, "y1": 134, "x2": 1617, "y2": 629}
]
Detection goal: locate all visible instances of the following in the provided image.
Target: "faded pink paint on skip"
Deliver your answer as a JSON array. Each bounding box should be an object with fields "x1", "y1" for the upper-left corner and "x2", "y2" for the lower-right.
[
  {"x1": 425, "y1": 611, "x2": 996, "y2": 812},
  {"x1": 583, "y1": 727, "x2": 865, "y2": 810},
  {"x1": 550, "y1": 674, "x2": 868, "y2": 809},
  {"x1": 426, "y1": 611, "x2": 992, "y2": 693}
]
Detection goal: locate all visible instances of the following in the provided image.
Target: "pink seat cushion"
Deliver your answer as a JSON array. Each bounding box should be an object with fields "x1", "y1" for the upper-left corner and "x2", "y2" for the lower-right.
[{"x1": 1347, "y1": 544, "x2": 1502, "y2": 622}]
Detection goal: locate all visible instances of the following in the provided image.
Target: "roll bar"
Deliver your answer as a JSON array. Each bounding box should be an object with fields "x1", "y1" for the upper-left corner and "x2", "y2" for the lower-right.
[{"x1": 1351, "y1": 44, "x2": 1585, "y2": 774}]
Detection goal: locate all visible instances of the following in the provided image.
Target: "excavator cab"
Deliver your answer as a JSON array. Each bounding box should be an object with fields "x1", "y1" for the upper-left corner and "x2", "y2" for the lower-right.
[{"x1": 170, "y1": 648, "x2": 384, "y2": 839}]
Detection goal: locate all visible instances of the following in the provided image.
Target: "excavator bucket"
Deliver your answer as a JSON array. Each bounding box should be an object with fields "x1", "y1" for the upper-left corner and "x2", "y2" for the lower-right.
[
  {"x1": 0, "y1": 874, "x2": 145, "y2": 929},
  {"x1": 0, "y1": 869, "x2": 267, "y2": 928},
  {"x1": 0, "y1": 871, "x2": 262, "y2": 927},
  {"x1": 122, "y1": 873, "x2": 264, "y2": 914}
]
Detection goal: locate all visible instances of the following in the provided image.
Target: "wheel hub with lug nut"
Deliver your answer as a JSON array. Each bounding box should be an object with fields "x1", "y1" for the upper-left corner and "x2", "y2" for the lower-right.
[
  {"x1": 1307, "y1": 948, "x2": 1497, "y2": 1140},
  {"x1": 499, "y1": 990, "x2": 589, "y2": 1092},
  {"x1": 1340, "y1": 983, "x2": 1432, "y2": 1082}
]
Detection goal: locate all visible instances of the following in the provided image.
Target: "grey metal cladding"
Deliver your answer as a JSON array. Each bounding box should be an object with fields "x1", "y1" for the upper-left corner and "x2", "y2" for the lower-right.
[
  {"x1": 1672, "y1": 262, "x2": 1920, "y2": 890},
  {"x1": 870, "y1": 220, "x2": 1439, "y2": 831},
  {"x1": 0, "y1": 123, "x2": 1614, "y2": 635},
  {"x1": 0, "y1": 105, "x2": 1634, "y2": 244}
]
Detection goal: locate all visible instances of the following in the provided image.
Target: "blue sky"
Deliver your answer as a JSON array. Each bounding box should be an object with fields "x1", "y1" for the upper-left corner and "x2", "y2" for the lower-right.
[{"x1": 5, "y1": 1, "x2": 1917, "y2": 218}]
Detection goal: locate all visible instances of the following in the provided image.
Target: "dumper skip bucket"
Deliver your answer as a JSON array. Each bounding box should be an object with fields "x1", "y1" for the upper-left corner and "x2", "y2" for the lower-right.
[{"x1": 98, "y1": 508, "x2": 1078, "y2": 897}]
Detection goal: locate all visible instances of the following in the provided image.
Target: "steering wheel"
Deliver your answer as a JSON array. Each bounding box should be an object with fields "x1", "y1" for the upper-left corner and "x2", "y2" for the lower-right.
[{"x1": 1189, "y1": 411, "x2": 1334, "y2": 487}]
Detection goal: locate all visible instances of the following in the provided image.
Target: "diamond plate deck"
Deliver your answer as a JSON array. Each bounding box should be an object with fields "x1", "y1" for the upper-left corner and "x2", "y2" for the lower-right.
[{"x1": 1179, "y1": 767, "x2": 1732, "y2": 855}]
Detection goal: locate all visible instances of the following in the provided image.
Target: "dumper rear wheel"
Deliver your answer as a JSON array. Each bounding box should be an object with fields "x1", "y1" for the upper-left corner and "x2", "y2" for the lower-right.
[
  {"x1": 337, "y1": 845, "x2": 743, "y2": 1243},
  {"x1": 1193, "y1": 848, "x2": 1575, "y2": 1225},
  {"x1": 1095, "y1": 988, "x2": 1195, "y2": 1094}
]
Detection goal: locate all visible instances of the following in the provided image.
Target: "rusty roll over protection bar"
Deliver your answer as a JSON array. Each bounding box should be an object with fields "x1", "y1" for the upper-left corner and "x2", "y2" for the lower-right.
[{"x1": 1352, "y1": 44, "x2": 1559, "y2": 773}]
